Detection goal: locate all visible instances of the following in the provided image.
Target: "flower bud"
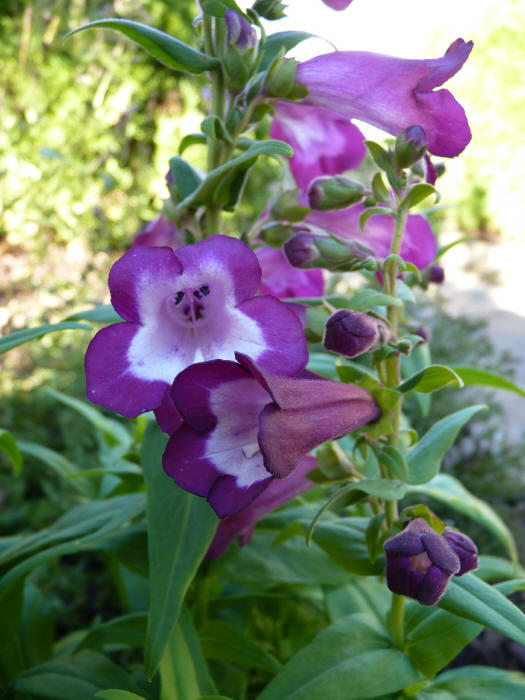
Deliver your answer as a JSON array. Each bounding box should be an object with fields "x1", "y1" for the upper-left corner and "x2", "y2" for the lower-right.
[
  {"x1": 427, "y1": 264, "x2": 445, "y2": 284},
  {"x1": 284, "y1": 231, "x2": 375, "y2": 271},
  {"x1": 394, "y1": 125, "x2": 428, "y2": 169},
  {"x1": 259, "y1": 221, "x2": 294, "y2": 247},
  {"x1": 223, "y1": 11, "x2": 258, "y2": 90},
  {"x1": 323, "y1": 309, "x2": 390, "y2": 358},
  {"x1": 442, "y1": 529, "x2": 479, "y2": 576},
  {"x1": 253, "y1": 0, "x2": 287, "y2": 20},
  {"x1": 308, "y1": 175, "x2": 365, "y2": 210},
  {"x1": 264, "y1": 58, "x2": 297, "y2": 98},
  {"x1": 384, "y1": 518, "x2": 460, "y2": 606},
  {"x1": 224, "y1": 10, "x2": 257, "y2": 52}
]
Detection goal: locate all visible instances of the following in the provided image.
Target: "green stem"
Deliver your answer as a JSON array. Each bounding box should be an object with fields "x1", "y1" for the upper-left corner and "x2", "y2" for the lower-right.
[
  {"x1": 203, "y1": 14, "x2": 226, "y2": 236},
  {"x1": 389, "y1": 593, "x2": 405, "y2": 649}
]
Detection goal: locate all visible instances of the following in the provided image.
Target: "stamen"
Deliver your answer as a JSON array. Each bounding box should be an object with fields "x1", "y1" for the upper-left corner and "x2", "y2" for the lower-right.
[
  {"x1": 193, "y1": 290, "x2": 201, "y2": 299},
  {"x1": 200, "y1": 285, "x2": 210, "y2": 296},
  {"x1": 174, "y1": 291, "x2": 185, "y2": 306}
]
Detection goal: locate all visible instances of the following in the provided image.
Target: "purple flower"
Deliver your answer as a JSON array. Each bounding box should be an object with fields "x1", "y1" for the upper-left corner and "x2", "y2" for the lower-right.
[
  {"x1": 384, "y1": 518, "x2": 461, "y2": 606},
  {"x1": 224, "y1": 9, "x2": 257, "y2": 52},
  {"x1": 295, "y1": 39, "x2": 473, "y2": 158},
  {"x1": 132, "y1": 214, "x2": 184, "y2": 250},
  {"x1": 85, "y1": 235, "x2": 308, "y2": 419},
  {"x1": 162, "y1": 352, "x2": 380, "y2": 517},
  {"x1": 207, "y1": 454, "x2": 316, "y2": 558},
  {"x1": 255, "y1": 246, "x2": 324, "y2": 299},
  {"x1": 442, "y1": 529, "x2": 479, "y2": 576},
  {"x1": 306, "y1": 203, "x2": 436, "y2": 270},
  {"x1": 271, "y1": 102, "x2": 366, "y2": 191},
  {"x1": 321, "y1": 0, "x2": 353, "y2": 8}
]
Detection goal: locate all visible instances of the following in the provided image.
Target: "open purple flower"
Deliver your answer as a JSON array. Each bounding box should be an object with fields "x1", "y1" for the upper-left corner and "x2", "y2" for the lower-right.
[
  {"x1": 207, "y1": 455, "x2": 317, "y2": 559},
  {"x1": 384, "y1": 518, "x2": 461, "y2": 606},
  {"x1": 162, "y1": 353, "x2": 379, "y2": 517},
  {"x1": 294, "y1": 39, "x2": 473, "y2": 158},
  {"x1": 85, "y1": 235, "x2": 308, "y2": 419},
  {"x1": 271, "y1": 102, "x2": 366, "y2": 191},
  {"x1": 256, "y1": 246, "x2": 324, "y2": 299},
  {"x1": 306, "y1": 203, "x2": 436, "y2": 270}
]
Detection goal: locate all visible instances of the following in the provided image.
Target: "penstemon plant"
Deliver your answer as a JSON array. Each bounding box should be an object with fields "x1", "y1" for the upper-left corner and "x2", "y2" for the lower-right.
[{"x1": 2, "y1": 1, "x2": 525, "y2": 699}]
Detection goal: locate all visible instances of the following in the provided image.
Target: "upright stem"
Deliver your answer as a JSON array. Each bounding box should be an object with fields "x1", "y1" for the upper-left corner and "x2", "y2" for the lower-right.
[
  {"x1": 203, "y1": 14, "x2": 226, "y2": 236},
  {"x1": 389, "y1": 594, "x2": 406, "y2": 650}
]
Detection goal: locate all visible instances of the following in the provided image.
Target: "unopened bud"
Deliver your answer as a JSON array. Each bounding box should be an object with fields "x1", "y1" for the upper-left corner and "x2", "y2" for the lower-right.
[
  {"x1": 323, "y1": 309, "x2": 390, "y2": 358},
  {"x1": 442, "y1": 530, "x2": 479, "y2": 576},
  {"x1": 252, "y1": 0, "x2": 287, "y2": 20},
  {"x1": 224, "y1": 10, "x2": 257, "y2": 52},
  {"x1": 264, "y1": 58, "x2": 297, "y2": 98},
  {"x1": 394, "y1": 125, "x2": 428, "y2": 169},
  {"x1": 284, "y1": 231, "x2": 376, "y2": 272},
  {"x1": 284, "y1": 231, "x2": 321, "y2": 268},
  {"x1": 427, "y1": 264, "x2": 445, "y2": 284},
  {"x1": 259, "y1": 221, "x2": 294, "y2": 247},
  {"x1": 308, "y1": 175, "x2": 365, "y2": 211}
]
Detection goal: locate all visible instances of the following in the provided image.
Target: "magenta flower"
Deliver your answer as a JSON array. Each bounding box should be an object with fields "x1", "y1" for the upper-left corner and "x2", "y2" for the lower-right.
[
  {"x1": 132, "y1": 214, "x2": 184, "y2": 250},
  {"x1": 255, "y1": 246, "x2": 324, "y2": 299},
  {"x1": 384, "y1": 518, "x2": 461, "y2": 606},
  {"x1": 271, "y1": 102, "x2": 366, "y2": 190},
  {"x1": 207, "y1": 454, "x2": 316, "y2": 559},
  {"x1": 295, "y1": 39, "x2": 473, "y2": 158},
  {"x1": 162, "y1": 353, "x2": 379, "y2": 517},
  {"x1": 321, "y1": 0, "x2": 353, "y2": 8},
  {"x1": 306, "y1": 203, "x2": 436, "y2": 270},
  {"x1": 85, "y1": 236, "x2": 308, "y2": 419}
]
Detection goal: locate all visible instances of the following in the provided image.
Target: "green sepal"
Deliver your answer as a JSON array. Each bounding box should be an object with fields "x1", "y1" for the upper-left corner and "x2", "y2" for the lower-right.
[
  {"x1": 64, "y1": 19, "x2": 220, "y2": 74},
  {"x1": 371, "y1": 172, "x2": 390, "y2": 203},
  {"x1": 354, "y1": 374, "x2": 401, "y2": 438},
  {"x1": 401, "y1": 503, "x2": 446, "y2": 533},
  {"x1": 400, "y1": 182, "x2": 439, "y2": 209},
  {"x1": 200, "y1": 115, "x2": 233, "y2": 144}
]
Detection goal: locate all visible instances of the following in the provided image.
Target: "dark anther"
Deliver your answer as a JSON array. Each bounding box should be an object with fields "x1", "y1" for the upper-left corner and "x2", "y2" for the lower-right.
[
  {"x1": 200, "y1": 285, "x2": 210, "y2": 296},
  {"x1": 193, "y1": 290, "x2": 201, "y2": 299},
  {"x1": 175, "y1": 291, "x2": 185, "y2": 305}
]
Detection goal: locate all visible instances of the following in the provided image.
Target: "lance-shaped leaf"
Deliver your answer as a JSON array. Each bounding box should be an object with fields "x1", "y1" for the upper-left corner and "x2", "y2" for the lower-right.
[
  {"x1": 64, "y1": 19, "x2": 220, "y2": 74},
  {"x1": 142, "y1": 422, "x2": 218, "y2": 679},
  {"x1": 396, "y1": 364, "x2": 463, "y2": 394},
  {"x1": 0, "y1": 322, "x2": 90, "y2": 354},
  {"x1": 0, "y1": 429, "x2": 22, "y2": 475},
  {"x1": 421, "y1": 665, "x2": 525, "y2": 699},
  {"x1": 451, "y1": 365, "x2": 525, "y2": 398},
  {"x1": 406, "y1": 405, "x2": 485, "y2": 484},
  {"x1": 260, "y1": 31, "x2": 318, "y2": 70}
]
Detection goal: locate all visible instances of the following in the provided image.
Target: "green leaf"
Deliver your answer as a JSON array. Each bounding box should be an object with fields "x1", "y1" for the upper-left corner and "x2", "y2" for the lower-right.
[
  {"x1": 421, "y1": 665, "x2": 525, "y2": 699},
  {"x1": 0, "y1": 322, "x2": 91, "y2": 354},
  {"x1": 214, "y1": 530, "x2": 349, "y2": 588},
  {"x1": 400, "y1": 183, "x2": 437, "y2": 209},
  {"x1": 365, "y1": 141, "x2": 392, "y2": 171},
  {"x1": 201, "y1": 0, "x2": 245, "y2": 17},
  {"x1": 353, "y1": 374, "x2": 401, "y2": 438},
  {"x1": 65, "y1": 305, "x2": 122, "y2": 323},
  {"x1": 311, "y1": 517, "x2": 385, "y2": 576},
  {"x1": 407, "y1": 473, "x2": 518, "y2": 565},
  {"x1": 451, "y1": 365, "x2": 525, "y2": 398},
  {"x1": 17, "y1": 441, "x2": 96, "y2": 497},
  {"x1": 396, "y1": 365, "x2": 463, "y2": 394},
  {"x1": 199, "y1": 620, "x2": 281, "y2": 673},
  {"x1": 324, "y1": 578, "x2": 390, "y2": 625},
  {"x1": 435, "y1": 235, "x2": 473, "y2": 260},
  {"x1": 0, "y1": 429, "x2": 22, "y2": 475},
  {"x1": 260, "y1": 31, "x2": 317, "y2": 70},
  {"x1": 178, "y1": 133, "x2": 207, "y2": 154},
  {"x1": 406, "y1": 405, "x2": 486, "y2": 484},
  {"x1": 404, "y1": 602, "x2": 481, "y2": 678},
  {"x1": 306, "y1": 352, "x2": 338, "y2": 379},
  {"x1": 12, "y1": 650, "x2": 143, "y2": 699},
  {"x1": 18, "y1": 581, "x2": 55, "y2": 668},
  {"x1": 169, "y1": 156, "x2": 203, "y2": 200},
  {"x1": 159, "y1": 608, "x2": 216, "y2": 699},
  {"x1": 64, "y1": 19, "x2": 220, "y2": 74},
  {"x1": 306, "y1": 306, "x2": 330, "y2": 339},
  {"x1": 378, "y1": 446, "x2": 408, "y2": 482},
  {"x1": 371, "y1": 172, "x2": 390, "y2": 203},
  {"x1": 347, "y1": 288, "x2": 402, "y2": 310},
  {"x1": 77, "y1": 613, "x2": 146, "y2": 652},
  {"x1": 438, "y1": 573, "x2": 525, "y2": 646},
  {"x1": 142, "y1": 421, "x2": 218, "y2": 679},
  {"x1": 175, "y1": 140, "x2": 293, "y2": 212},
  {"x1": 257, "y1": 613, "x2": 422, "y2": 699},
  {"x1": 477, "y1": 555, "x2": 525, "y2": 582},
  {"x1": 95, "y1": 691, "x2": 147, "y2": 700}
]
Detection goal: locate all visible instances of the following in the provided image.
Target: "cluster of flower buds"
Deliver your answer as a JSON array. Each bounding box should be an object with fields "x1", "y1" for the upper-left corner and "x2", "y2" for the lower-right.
[
  {"x1": 384, "y1": 518, "x2": 478, "y2": 605},
  {"x1": 394, "y1": 125, "x2": 429, "y2": 169},
  {"x1": 284, "y1": 229, "x2": 377, "y2": 272}
]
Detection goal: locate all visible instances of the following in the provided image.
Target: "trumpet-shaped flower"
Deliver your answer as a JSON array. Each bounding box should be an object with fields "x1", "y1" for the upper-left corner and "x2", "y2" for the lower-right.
[
  {"x1": 294, "y1": 39, "x2": 473, "y2": 158},
  {"x1": 85, "y1": 236, "x2": 308, "y2": 419},
  {"x1": 162, "y1": 353, "x2": 379, "y2": 517},
  {"x1": 271, "y1": 102, "x2": 366, "y2": 191},
  {"x1": 306, "y1": 203, "x2": 436, "y2": 270}
]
